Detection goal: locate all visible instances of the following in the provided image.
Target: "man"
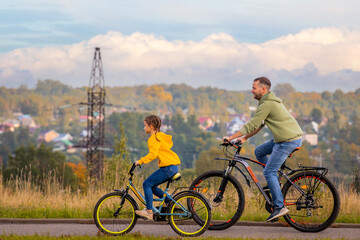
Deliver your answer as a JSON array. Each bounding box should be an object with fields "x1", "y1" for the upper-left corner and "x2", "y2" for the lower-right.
[{"x1": 223, "y1": 77, "x2": 303, "y2": 222}]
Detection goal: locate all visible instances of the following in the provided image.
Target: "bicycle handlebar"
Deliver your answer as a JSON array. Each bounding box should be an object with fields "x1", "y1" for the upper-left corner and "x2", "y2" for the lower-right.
[
  {"x1": 128, "y1": 162, "x2": 140, "y2": 175},
  {"x1": 221, "y1": 139, "x2": 242, "y2": 148}
]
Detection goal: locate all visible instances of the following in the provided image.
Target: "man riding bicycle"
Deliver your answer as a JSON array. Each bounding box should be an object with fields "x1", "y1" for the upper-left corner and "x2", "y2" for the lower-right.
[{"x1": 223, "y1": 77, "x2": 303, "y2": 222}]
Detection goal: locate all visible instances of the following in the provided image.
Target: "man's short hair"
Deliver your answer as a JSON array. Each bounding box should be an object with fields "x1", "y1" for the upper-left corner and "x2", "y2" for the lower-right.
[{"x1": 254, "y1": 77, "x2": 271, "y2": 90}]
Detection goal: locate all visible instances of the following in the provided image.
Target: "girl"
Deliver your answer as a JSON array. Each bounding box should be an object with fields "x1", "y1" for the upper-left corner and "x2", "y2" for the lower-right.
[{"x1": 134, "y1": 115, "x2": 181, "y2": 220}]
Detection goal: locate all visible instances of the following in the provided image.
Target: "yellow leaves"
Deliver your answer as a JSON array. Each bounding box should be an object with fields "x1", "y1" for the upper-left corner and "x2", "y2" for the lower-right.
[
  {"x1": 143, "y1": 85, "x2": 173, "y2": 102},
  {"x1": 66, "y1": 162, "x2": 87, "y2": 187},
  {"x1": 308, "y1": 92, "x2": 321, "y2": 103}
]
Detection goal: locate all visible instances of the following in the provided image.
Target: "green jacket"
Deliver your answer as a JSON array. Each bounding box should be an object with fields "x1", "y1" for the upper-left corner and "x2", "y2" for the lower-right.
[{"x1": 239, "y1": 91, "x2": 303, "y2": 143}]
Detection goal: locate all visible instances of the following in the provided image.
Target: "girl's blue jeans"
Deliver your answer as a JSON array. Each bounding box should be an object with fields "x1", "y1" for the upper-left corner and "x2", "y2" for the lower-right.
[
  {"x1": 143, "y1": 165, "x2": 179, "y2": 210},
  {"x1": 255, "y1": 138, "x2": 302, "y2": 210}
]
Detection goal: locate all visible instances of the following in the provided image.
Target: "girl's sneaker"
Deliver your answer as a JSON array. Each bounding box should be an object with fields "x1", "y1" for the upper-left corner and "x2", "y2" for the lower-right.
[{"x1": 135, "y1": 209, "x2": 153, "y2": 220}]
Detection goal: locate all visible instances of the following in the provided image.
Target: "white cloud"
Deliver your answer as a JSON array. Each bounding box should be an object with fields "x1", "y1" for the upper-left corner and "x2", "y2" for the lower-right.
[
  {"x1": 261, "y1": 27, "x2": 360, "y2": 74},
  {"x1": 0, "y1": 27, "x2": 359, "y2": 91}
]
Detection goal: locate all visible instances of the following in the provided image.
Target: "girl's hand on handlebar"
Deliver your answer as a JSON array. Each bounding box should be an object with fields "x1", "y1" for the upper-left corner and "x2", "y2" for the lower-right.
[{"x1": 134, "y1": 161, "x2": 140, "y2": 166}]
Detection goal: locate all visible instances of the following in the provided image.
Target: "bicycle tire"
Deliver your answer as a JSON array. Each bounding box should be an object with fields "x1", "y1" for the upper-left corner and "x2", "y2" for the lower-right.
[
  {"x1": 190, "y1": 170, "x2": 245, "y2": 230},
  {"x1": 93, "y1": 191, "x2": 138, "y2": 235},
  {"x1": 282, "y1": 171, "x2": 340, "y2": 232},
  {"x1": 168, "y1": 191, "x2": 211, "y2": 237}
]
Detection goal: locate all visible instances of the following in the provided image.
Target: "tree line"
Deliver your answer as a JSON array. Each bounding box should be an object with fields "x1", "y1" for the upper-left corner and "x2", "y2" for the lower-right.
[{"x1": 0, "y1": 80, "x2": 359, "y2": 189}]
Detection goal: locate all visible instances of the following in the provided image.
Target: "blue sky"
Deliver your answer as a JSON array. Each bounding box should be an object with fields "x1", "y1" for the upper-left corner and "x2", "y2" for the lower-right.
[{"x1": 0, "y1": 0, "x2": 359, "y2": 92}]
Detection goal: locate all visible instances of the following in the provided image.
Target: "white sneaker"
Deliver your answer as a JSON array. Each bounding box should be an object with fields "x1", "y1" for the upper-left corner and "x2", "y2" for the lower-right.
[
  {"x1": 266, "y1": 207, "x2": 289, "y2": 222},
  {"x1": 135, "y1": 209, "x2": 153, "y2": 220}
]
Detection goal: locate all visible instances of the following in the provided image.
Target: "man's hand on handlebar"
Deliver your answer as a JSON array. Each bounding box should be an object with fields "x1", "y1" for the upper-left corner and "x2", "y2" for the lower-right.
[
  {"x1": 134, "y1": 161, "x2": 140, "y2": 166},
  {"x1": 236, "y1": 136, "x2": 247, "y2": 144},
  {"x1": 222, "y1": 136, "x2": 231, "y2": 143},
  {"x1": 222, "y1": 136, "x2": 247, "y2": 144}
]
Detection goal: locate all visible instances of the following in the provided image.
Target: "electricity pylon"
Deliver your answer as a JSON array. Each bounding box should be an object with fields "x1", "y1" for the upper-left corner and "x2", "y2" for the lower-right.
[{"x1": 81, "y1": 47, "x2": 106, "y2": 179}]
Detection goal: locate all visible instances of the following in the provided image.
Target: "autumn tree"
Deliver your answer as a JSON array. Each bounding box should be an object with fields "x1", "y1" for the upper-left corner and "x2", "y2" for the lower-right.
[
  {"x1": 66, "y1": 162, "x2": 87, "y2": 190},
  {"x1": 143, "y1": 85, "x2": 173, "y2": 102}
]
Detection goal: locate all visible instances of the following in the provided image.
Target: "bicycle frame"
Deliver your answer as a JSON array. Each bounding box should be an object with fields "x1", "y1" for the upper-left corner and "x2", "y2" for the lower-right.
[
  {"x1": 120, "y1": 167, "x2": 190, "y2": 217},
  {"x1": 213, "y1": 143, "x2": 329, "y2": 208}
]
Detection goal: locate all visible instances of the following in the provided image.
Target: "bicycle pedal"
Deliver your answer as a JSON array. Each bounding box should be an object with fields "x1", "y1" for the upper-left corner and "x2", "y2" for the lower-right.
[
  {"x1": 270, "y1": 218, "x2": 279, "y2": 223},
  {"x1": 138, "y1": 216, "x2": 148, "y2": 220}
]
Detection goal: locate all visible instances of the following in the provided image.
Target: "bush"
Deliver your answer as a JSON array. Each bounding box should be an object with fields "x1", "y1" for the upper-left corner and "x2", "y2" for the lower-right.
[{"x1": 351, "y1": 168, "x2": 360, "y2": 193}]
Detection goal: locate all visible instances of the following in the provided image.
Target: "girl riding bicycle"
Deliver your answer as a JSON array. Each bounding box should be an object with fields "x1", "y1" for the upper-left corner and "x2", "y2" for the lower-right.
[{"x1": 134, "y1": 115, "x2": 181, "y2": 220}]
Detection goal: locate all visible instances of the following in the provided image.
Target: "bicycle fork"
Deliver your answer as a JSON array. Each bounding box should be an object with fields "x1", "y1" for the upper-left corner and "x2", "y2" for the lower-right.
[
  {"x1": 212, "y1": 165, "x2": 233, "y2": 203},
  {"x1": 113, "y1": 189, "x2": 128, "y2": 217}
]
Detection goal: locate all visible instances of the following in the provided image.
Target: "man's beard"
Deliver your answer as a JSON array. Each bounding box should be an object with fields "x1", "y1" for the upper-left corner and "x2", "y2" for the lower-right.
[{"x1": 253, "y1": 93, "x2": 262, "y2": 100}]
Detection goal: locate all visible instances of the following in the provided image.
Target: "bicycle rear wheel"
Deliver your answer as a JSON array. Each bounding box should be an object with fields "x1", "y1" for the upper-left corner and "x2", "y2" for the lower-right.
[
  {"x1": 282, "y1": 171, "x2": 340, "y2": 232},
  {"x1": 93, "y1": 191, "x2": 138, "y2": 235},
  {"x1": 168, "y1": 191, "x2": 211, "y2": 237},
  {"x1": 190, "y1": 170, "x2": 245, "y2": 230}
]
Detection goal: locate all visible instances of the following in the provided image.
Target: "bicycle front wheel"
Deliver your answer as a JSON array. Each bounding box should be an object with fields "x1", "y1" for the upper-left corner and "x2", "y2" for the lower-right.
[
  {"x1": 168, "y1": 191, "x2": 211, "y2": 237},
  {"x1": 190, "y1": 170, "x2": 245, "y2": 230},
  {"x1": 282, "y1": 171, "x2": 340, "y2": 232},
  {"x1": 93, "y1": 191, "x2": 138, "y2": 235}
]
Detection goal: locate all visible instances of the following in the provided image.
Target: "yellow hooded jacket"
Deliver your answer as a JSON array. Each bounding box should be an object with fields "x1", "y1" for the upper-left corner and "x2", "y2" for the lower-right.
[{"x1": 138, "y1": 132, "x2": 181, "y2": 167}]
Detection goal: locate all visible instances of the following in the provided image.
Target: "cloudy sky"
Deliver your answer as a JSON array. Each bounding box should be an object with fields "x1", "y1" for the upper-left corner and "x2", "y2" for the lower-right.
[{"x1": 0, "y1": 0, "x2": 359, "y2": 92}]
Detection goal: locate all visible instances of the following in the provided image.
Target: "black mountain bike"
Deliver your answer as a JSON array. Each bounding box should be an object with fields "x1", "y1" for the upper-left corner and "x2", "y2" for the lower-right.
[{"x1": 190, "y1": 141, "x2": 340, "y2": 232}]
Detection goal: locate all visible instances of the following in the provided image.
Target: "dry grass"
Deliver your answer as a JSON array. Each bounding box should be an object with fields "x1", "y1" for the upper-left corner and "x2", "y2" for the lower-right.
[
  {"x1": 336, "y1": 184, "x2": 360, "y2": 223},
  {"x1": 0, "y1": 171, "x2": 359, "y2": 223},
  {"x1": 0, "y1": 172, "x2": 104, "y2": 218}
]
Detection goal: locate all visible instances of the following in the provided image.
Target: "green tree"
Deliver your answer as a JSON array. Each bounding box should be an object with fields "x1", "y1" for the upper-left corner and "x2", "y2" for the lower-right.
[
  {"x1": 17, "y1": 127, "x2": 35, "y2": 147},
  {"x1": 0, "y1": 130, "x2": 20, "y2": 166},
  {"x1": 349, "y1": 114, "x2": 360, "y2": 145},
  {"x1": 35, "y1": 79, "x2": 72, "y2": 95},
  {"x1": 106, "y1": 112, "x2": 148, "y2": 161},
  {"x1": 103, "y1": 122, "x2": 131, "y2": 190},
  {"x1": 3, "y1": 144, "x2": 67, "y2": 184},
  {"x1": 170, "y1": 113, "x2": 217, "y2": 168},
  {"x1": 310, "y1": 108, "x2": 322, "y2": 124},
  {"x1": 333, "y1": 89, "x2": 344, "y2": 101},
  {"x1": 195, "y1": 147, "x2": 224, "y2": 175},
  {"x1": 273, "y1": 83, "x2": 296, "y2": 98},
  {"x1": 351, "y1": 168, "x2": 360, "y2": 193},
  {"x1": 19, "y1": 94, "x2": 46, "y2": 115},
  {"x1": 321, "y1": 91, "x2": 332, "y2": 101}
]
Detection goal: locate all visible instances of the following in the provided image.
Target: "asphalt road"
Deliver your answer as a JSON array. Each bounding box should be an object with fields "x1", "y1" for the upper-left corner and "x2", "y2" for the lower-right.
[{"x1": 0, "y1": 221, "x2": 360, "y2": 239}]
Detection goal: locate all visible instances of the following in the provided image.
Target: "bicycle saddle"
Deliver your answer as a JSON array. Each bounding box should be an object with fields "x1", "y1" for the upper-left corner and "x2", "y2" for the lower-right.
[
  {"x1": 170, "y1": 172, "x2": 181, "y2": 182},
  {"x1": 288, "y1": 147, "x2": 300, "y2": 158}
]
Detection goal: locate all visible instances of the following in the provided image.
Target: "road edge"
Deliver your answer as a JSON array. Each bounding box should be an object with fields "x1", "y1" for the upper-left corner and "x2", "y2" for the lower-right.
[{"x1": 0, "y1": 218, "x2": 359, "y2": 229}]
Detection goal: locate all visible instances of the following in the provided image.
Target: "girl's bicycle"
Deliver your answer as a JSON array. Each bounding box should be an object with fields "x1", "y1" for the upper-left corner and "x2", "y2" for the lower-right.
[
  {"x1": 190, "y1": 140, "x2": 340, "y2": 232},
  {"x1": 93, "y1": 163, "x2": 212, "y2": 237}
]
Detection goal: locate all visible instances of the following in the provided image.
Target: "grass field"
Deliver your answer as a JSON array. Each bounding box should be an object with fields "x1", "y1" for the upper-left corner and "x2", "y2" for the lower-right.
[{"x1": 0, "y1": 171, "x2": 359, "y2": 223}]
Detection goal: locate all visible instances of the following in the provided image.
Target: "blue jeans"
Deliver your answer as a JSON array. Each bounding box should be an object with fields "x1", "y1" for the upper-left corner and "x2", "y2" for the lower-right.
[
  {"x1": 254, "y1": 138, "x2": 302, "y2": 210},
  {"x1": 143, "y1": 165, "x2": 179, "y2": 210}
]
